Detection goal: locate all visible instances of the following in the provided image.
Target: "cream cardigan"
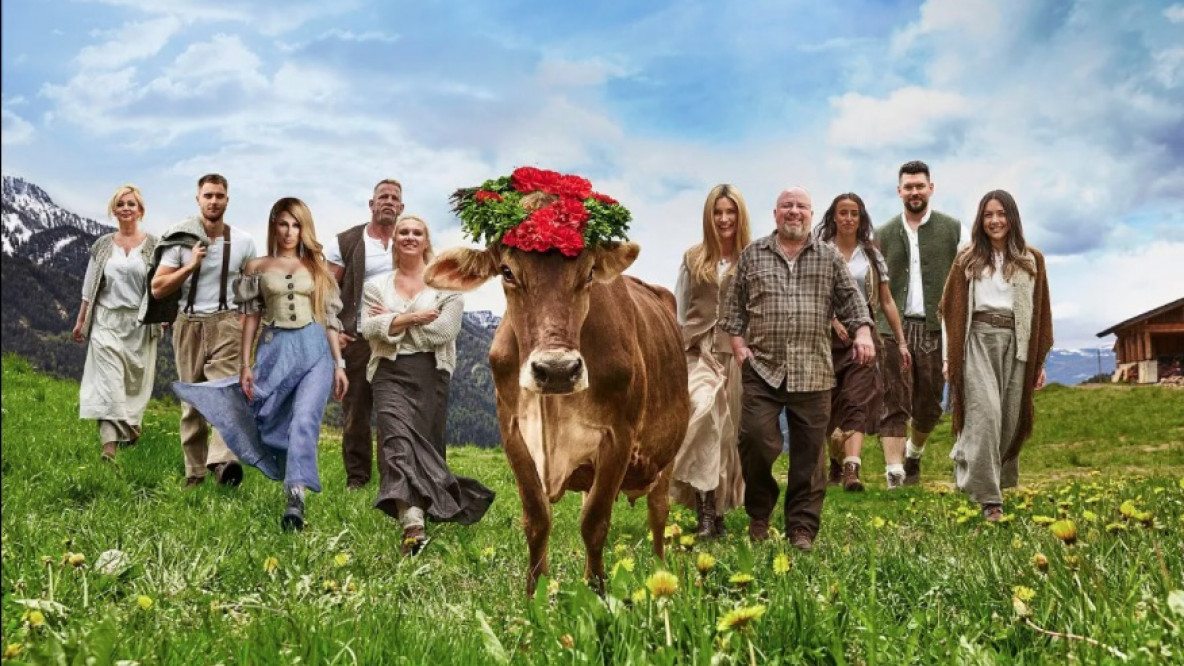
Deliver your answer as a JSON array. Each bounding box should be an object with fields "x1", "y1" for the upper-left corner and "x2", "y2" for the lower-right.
[{"x1": 359, "y1": 272, "x2": 463, "y2": 382}]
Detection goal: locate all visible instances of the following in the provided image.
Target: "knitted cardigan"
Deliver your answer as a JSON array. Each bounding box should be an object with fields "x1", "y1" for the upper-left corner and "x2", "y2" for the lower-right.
[
  {"x1": 81, "y1": 232, "x2": 159, "y2": 339},
  {"x1": 940, "y1": 248, "x2": 1053, "y2": 463}
]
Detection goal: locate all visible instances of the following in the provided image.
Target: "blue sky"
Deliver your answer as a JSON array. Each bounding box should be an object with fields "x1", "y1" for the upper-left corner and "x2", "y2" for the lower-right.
[{"x1": 3, "y1": 0, "x2": 1182, "y2": 348}]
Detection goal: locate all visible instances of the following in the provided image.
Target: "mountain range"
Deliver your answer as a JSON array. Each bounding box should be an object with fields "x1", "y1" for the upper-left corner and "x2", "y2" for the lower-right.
[{"x1": 0, "y1": 175, "x2": 1117, "y2": 448}]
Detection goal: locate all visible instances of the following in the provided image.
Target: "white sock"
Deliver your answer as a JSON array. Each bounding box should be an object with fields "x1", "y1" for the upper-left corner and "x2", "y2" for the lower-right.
[
  {"x1": 885, "y1": 463, "x2": 905, "y2": 477},
  {"x1": 397, "y1": 501, "x2": 425, "y2": 529},
  {"x1": 843, "y1": 456, "x2": 861, "y2": 467},
  {"x1": 906, "y1": 439, "x2": 925, "y2": 459}
]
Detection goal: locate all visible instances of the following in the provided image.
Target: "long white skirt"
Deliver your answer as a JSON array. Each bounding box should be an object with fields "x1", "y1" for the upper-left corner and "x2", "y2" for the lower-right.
[{"x1": 79, "y1": 305, "x2": 158, "y2": 440}]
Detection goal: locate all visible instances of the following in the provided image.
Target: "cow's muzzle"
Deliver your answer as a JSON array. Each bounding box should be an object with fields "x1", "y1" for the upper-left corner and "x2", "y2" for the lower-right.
[{"x1": 521, "y1": 349, "x2": 589, "y2": 394}]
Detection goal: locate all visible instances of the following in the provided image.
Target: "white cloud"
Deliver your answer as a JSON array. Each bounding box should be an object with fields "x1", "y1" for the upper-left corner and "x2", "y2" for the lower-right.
[
  {"x1": 319, "y1": 29, "x2": 398, "y2": 44},
  {"x1": 75, "y1": 16, "x2": 182, "y2": 69},
  {"x1": 826, "y1": 87, "x2": 971, "y2": 152},
  {"x1": 1152, "y1": 48, "x2": 1184, "y2": 88},
  {"x1": 1, "y1": 106, "x2": 35, "y2": 145},
  {"x1": 1165, "y1": 4, "x2": 1184, "y2": 23}
]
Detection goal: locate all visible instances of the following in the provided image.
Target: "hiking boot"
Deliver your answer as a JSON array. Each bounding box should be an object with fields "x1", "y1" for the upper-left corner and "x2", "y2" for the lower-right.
[
  {"x1": 401, "y1": 525, "x2": 429, "y2": 556},
  {"x1": 903, "y1": 457, "x2": 922, "y2": 486},
  {"x1": 281, "y1": 487, "x2": 305, "y2": 532},
  {"x1": 788, "y1": 527, "x2": 814, "y2": 552},
  {"x1": 695, "y1": 491, "x2": 718, "y2": 540},
  {"x1": 982, "y1": 504, "x2": 1003, "y2": 523},
  {"x1": 842, "y1": 462, "x2": 865, "y2": 492},
  {"x1": 886, "y1": 469, "x2": 905, "y2": 490},
  {"x1": 748, "y1": 518, "x2": 770, "y2": 543},
  {"x1": 213, "y1": 461, "x2": 243, "y2": 487},
  {"x1": 827, "y1": 459, "x2": 843, "y2": 486}
]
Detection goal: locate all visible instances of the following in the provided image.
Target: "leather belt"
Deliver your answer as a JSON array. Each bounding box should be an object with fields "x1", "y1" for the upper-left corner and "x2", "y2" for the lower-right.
[{"x1": 972, "y1": 311, "x2": 1015, "y2": 328}]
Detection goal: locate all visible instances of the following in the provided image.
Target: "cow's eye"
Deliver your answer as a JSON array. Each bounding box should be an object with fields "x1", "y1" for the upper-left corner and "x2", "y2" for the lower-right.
[
  {"x1": 586, "y1": 268, "x2": 595, "y2": 283},
  {"x1": 500, "y1": 265, "x2": 516, "y2": 283}
]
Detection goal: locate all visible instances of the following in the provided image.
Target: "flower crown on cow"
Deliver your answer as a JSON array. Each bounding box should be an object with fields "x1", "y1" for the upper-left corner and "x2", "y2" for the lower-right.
[{"x1": 450, "y1": 167, "x2": 632, "y2": 257}]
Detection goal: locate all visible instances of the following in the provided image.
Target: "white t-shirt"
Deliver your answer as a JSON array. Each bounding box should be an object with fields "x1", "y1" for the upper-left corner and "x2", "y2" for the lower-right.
[
  {"x1": 160, "y1": 225, "x2": 257, "y2": 314},
  {"x1": 323, "y1": 230, "x2": 395, "y2": 282}
]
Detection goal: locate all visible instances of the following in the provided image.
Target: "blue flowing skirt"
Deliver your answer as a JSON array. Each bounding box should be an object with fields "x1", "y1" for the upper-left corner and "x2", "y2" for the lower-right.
[{"x1": 173, "y1": 323, "x2": 333, "y2": 492}]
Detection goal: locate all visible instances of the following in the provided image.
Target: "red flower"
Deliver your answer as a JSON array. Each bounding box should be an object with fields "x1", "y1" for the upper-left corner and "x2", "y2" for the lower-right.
[
  {"x1": 500, "y1": 198, "x2": 589, "y2": 257},
  {"x1": 554, "y1": 174, "x2": 592, "y2": 200},
  {"x1": 511, "y1": 167, "x2": 562, "y2": 194},
  {"x1": 474, "y1": 190, "x2": 503, "y2": 204},
  {"x1": 589, "y1": 192, "x2": 618, "y2": 206}
]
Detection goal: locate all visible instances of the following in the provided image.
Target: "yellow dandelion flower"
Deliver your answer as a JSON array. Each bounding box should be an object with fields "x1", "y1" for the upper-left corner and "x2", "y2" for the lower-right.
[
  {"x1": 729, "y1": 573, "x2": 755, "y2": 588},
  {"x1": 1105, "y1": 522, "x2": 1127, "y2": 533},
  {"x1": 716, "y1": 604, "x2": 767, "y2": 633},
  {"x1": 334, "y1": 552, "x2": 351, "y2": 567},
  {"x1": 613, "y1": 543, "x2": 628, "y2": 556},
  {"x1": 631, "y1": 587, "x2": 648, "y2": 603},
  {"x1": 696, "y1": 552, "x2": 716, "y2": 574},
  {"x1": 559, "y1": 634, "x2": 575, "y2": 650},
  {"x1": 772, "y1": 554, "x2": 790, "y2": 575},
  {"x1": 998, "y1": 514, "x2": 1015, "y2": 523},
  {"x1": 680, "y1": 535, "x2": 695, "y2": 548},
  {"x1": 646, "y1": 570, "x2": 678, "y2": 599},
  {"x1": 322, "y1": 579, "x2": 339, "y2": 593},
  {"x1": 67, "y1": 552, "x2": 86, "y2": 568},
  {"x1": 871, "y1": 516, "x2": 886, "y2": 529},
  {"x1": 664, "y1": 524, "x2": 683, "y2": 540},
  {"x1": 1011, "y1": 537, "x2": 1024, "y2": 549},
  {"x1": 137, "y1": 595, "x2": 154, "y2": 610},
  {"x1": 1050, "y1": 520, "x2": 1078, "y2": 545},
  {"x1": 263, "y1": 556, "x2": 279, "y2": 574},
  {"x1": 1082, "y1": 510, "x2": 1098, "y2": 522},
  {"x1": 4, "y1": 644, "x2": 23, "y2": 659},
  {"x1": 1089, "y1": 470, "x2": 1101, "y2": 477},
  {"x1": 346, "y1": 581, "x2": 358, "y2": 593},
  {"x1": 1133, "y1": 510, "x2": 1154, "y2": 526},
  {"x1": 1012, "y1": 585, "x2": 1036, "y2": 602},
  {"x1": 1032, "y1": 516, "x2": 1055, "y2": 526},
  {"x1": 547, "y1": 578, "x2": 560, "y2": 597},
  {"x1": 1012, "y1": 597, "x2": 1032, "y2": 618},
  {"x1": 619, "y1": 557, "x2": 635, "y2": 573},
  {"x1": 25, "y1": 610, "x2": 45, "y2": 628},
  {"x1": 1065, "y1": 554, "x2": 1081, "y2": 568},
  {"x1": 481, "y1": 546, "x2": 495, "y2": 558},
  {"x1": 1032, "y1": 553, "x2": 1049, "y2": 572},
  {"x1": 1119, "y1": 500, "x2": 1137, "y2": 519}
]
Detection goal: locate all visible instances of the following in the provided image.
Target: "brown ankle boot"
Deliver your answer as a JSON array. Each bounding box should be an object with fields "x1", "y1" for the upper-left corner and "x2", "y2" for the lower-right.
[
  {"x1": 695, "y1": 491, "x2": 718, "y2": 539},
  {"x1": 841, "y1": 462, "x2": 864, "y2": 492},
  {"x1": 827, "y1": 459, "x2": 843, "y2": 486}
]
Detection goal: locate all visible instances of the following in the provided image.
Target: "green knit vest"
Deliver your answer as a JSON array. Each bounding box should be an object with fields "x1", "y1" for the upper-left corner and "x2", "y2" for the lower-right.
[{"x1": 875, "y1": 210, "x2": 961, "y2": 333}]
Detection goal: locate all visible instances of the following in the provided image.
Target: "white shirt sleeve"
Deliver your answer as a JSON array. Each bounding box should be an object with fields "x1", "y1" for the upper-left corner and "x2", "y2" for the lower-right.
[
  {"x1": 240, "y1": 235, "x2": 258, "y2": 267},
  {"x1": 958, "y1": 223, "x2": 973, "y2": 251},
  {"x1": 160, "y1": 245, "x2": 185, "y2": 268},
  {"x1": 323, "y1": 235, "x2": 344, "y2": 266}
]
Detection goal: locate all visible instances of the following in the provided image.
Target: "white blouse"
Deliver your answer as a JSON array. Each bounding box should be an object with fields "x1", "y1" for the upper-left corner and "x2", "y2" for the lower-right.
[
  {"x1": 93, "y1": 241, "x2": 148, "y2": 309},
  {"x1": 973, "y1": 253, "x2": 1014, "y2": 313}
]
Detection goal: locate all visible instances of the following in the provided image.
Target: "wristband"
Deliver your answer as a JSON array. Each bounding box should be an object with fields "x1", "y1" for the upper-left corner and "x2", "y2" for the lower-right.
[{"x1": 335, "y1": 358, "x2": 346, "y2": 370}]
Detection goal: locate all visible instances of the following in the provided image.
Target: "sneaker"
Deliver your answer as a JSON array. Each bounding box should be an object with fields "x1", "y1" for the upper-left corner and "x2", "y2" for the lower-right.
[
  {"x1": 788, "y1": 527, "x2": 814, "y2": 552},
  {"x1": 903, "y1": 457, "x2": 922, "y2": 486},
  {"x1": 827, "y1": 459, "x2": 843, "y2": 486},
  {"x1": 748, "y1": 517, "x2": 770, "y2": 543},
  {"x1": 982, "y1": 504, "x2": 1003, "y2": 522},
  {"x1": 401, "y1": 525, "x2": 429, "y2": 556},
  {"x1": 213, "y1": 461, "x2": 243, "y2": 487},
  {"x1": 841, "y1": 462, "x2": 865, "y2": 492},
  {"x1": 281, "y1": 488, "x2": 305, "y2": 532},
  {"x1": 886, "y1": 469, "x2": 905, "y2": 490}
]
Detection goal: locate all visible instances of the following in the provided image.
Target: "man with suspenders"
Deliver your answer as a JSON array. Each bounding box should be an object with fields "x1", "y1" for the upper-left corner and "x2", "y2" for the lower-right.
[{"x1": 151, "y1": 174, "x2": 258, "y2": 487}]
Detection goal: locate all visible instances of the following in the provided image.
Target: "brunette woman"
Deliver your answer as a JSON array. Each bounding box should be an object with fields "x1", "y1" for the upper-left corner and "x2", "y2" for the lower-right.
[
  {"x1": 940, "y1": 190, "x2": 1052, "y2": 521},
  {"x1": 815, "y1": 193, "x2": 911, "y2": 490}
]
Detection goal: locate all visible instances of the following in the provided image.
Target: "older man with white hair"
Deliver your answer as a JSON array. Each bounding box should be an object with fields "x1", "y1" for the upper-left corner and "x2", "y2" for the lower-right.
[{"x1": 720, "y1": 186, "x2": 875, "y2": 551}]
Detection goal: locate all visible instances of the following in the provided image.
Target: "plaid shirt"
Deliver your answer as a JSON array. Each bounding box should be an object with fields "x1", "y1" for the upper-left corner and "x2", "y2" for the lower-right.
[{"x1": 720, "y1": 232, "x2": 872, "y2": 392}]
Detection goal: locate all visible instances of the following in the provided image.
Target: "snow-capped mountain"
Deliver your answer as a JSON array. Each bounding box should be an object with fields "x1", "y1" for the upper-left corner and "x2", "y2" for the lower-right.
[
  {"x1": 2, "y1": 175, "x2": 111, "y2": 278},
  {"x1": 464, "y1": 309, "x2": 502, "y2": 332},
  {"x1": 1044, "y1": 347, "x2": 1116, "y2": 385}
]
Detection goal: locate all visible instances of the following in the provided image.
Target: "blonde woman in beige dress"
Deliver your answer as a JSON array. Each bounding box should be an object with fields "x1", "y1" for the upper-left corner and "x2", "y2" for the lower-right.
[
  {"x1": 73, "y1": 184, "x2": 159, "y2": 461},
  {"x1": 671, "y1": 184, "x2": 753, "y2": 538}
]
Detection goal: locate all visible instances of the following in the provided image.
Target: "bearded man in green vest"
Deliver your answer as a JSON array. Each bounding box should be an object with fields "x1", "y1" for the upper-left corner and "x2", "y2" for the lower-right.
[{"x1": 876, "y1": 161, "x2": 966, "y2": 488}]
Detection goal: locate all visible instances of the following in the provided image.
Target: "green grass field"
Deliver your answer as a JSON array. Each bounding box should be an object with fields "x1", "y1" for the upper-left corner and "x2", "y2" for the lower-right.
[{"x1": 2, "y1": 354, "x2": 1182, "y2": 664}]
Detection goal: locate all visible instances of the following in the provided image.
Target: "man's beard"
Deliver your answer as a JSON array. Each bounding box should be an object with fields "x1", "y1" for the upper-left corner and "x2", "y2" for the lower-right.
[
  {"x1": 375, "y1": 212, "x2": 398, "y2": 226},
  {"x1": 777, "y1": 223, "x2": 809, "y2": 242},
  {"x1": 905, "y1": 197, "x2": 927, "y2": 214}
]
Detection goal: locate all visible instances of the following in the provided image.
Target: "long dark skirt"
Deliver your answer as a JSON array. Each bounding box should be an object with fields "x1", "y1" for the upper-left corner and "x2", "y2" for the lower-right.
[{"x1": 372, "y1": 353, "x2": 494, "y2": 524}]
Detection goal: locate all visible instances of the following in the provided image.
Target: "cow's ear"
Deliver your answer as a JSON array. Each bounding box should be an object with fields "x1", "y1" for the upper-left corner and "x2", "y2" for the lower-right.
[
  {"x1": 592, "y1": 242, "x2": 639, "y2": 283},
  {"x1": 426, "y1": 247, "x2": 499, "y2": 292}
]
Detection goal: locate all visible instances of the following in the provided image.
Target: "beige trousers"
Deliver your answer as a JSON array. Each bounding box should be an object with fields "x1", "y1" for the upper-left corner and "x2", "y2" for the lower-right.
[{"x1": 173, "y1": 310, "x2": 241, "y2": 478}]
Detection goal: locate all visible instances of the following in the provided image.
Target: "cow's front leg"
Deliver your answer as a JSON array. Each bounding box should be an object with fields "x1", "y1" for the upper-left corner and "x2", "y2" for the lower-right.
[
  {"x1": 580, "y1": 427, "x2": 630, "y2": 594},
  {"x1": 504, "y1": 418, "x2": 552, "y2": 595},
  {"x1": 647, "y1": 461, "x2": 674, "y2": 562}
]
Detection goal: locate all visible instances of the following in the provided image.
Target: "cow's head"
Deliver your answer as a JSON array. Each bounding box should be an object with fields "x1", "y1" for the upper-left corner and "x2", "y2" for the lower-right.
[{"x1": 427, "y1": 239, "x2": 639, "y2": 394}]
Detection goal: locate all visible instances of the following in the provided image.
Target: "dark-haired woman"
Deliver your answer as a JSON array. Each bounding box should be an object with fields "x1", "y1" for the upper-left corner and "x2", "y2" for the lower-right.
[
  {"x1": 940, "y1": 190, "x2": 1052, "y2": 522},
  {"x1": 816, "y1": 193, "x2": 911, "y2": 490},
  {"x1": 670, "y1": 184, "x2": 752, "y2": 538},
  {"x1": 173, "y1": 197, "x2": 348, "y2": 530}
]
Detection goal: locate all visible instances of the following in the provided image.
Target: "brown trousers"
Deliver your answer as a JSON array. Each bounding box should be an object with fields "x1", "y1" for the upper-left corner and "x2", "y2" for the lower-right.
[
  {"x1": 738, "y1": 363, "x2": 830, "y2": 537},
  {"x1": 173, "y1": 311, "x2": 241, "y2": 478},
  {"x1": 880, "y1": 318, "x2": 945, "y2": 437},
  {"x1": 341, "y1": 337, "x2": 375, "y2": 485}
]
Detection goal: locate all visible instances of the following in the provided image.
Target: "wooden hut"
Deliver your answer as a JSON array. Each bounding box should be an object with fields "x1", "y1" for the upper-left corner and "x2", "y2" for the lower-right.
[{"x1": 1097, "y1": 297, "x2": 1184, "y2": 383}]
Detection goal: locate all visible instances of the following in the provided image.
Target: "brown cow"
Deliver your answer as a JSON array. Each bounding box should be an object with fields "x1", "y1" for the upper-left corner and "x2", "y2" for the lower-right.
[{"x1": 426, "y1": 241, "x2": 690, "y2": 594}]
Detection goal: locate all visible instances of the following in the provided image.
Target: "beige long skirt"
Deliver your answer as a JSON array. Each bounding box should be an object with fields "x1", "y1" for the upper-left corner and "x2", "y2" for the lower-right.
[
  {"x1": 670, "y1": 341, "x2": 745, "y2": 514},
  {"x1": 79, "y1": 305, "x2": 158, "y2": 443}
]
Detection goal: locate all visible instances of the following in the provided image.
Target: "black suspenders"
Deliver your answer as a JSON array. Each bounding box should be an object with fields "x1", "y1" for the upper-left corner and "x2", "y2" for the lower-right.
[{"x1": 183, "y1": 226, "x2": 233, "y2": 315}]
